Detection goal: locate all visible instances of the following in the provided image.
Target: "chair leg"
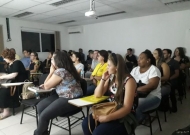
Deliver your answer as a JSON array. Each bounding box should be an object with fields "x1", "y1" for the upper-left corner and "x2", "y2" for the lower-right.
[
  {"x1": 49, "y1": 119, "x2": 53, "y2": 135},
  {"x1": 86, "y1": 106, "x2": 90, "y2": 117},
  {"x1": 148, "y1": 114, "x2": 153, "y2": 135},
  {"x1": 35, "y1": 106, "x2": 38, "y2": 126},
  {"x1": 156, "y1": 110, "x2": 162, "y2": 131},
  {"x1": 164, "y1": 111, "x2": 167, "y2": 122},
  {"x1": 67, "y1": 117, "x2": 71, "y2": 135},
  {"x1": 81, "y1": 111, "x2": 85, "y2": 119},
  {"x1": 20, "y1": 104, "x2": 25, "y2": 124}
]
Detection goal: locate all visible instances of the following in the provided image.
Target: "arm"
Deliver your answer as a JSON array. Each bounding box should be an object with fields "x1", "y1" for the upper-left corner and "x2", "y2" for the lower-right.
[
  {"x1": 98, "y1": 78, "x2": 137, "y2": 122},
  {"x1": 94, "y1": 79, "x2": 109, "y2": 97},
  {"x1": 137, "y1": 77, "x2": 160, "y2": 92},
  {"x1": 170, "y1": 69, "x2": 179, "y2": 80},
  {"x1": 161, "y1": 63, "x2": 170, "y2": 82},
  {"x1": 0, "y1": 73, "x2": 18, "y2": 80},
  {"x1": 44, "y1": 74, "x2": 62, "y2": 90},
  {"x1": 180, "y1": 63, "x2": 186, "y2": 70}
]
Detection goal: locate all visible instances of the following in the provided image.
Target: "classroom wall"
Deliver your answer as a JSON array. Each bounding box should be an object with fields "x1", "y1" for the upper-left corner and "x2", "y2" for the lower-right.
[
  {"x1": 69, "y1": 10, "x2": 190, "y2": 58},
  {"x1": 0, "y1": 17, "x2": 69, "y2": 60}
]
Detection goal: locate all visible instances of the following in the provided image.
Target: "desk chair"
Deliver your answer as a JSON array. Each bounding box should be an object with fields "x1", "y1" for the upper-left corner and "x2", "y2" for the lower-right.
[
  {"x1": 20, "y1": 74, "x2": 48, "y2": 126},
  {"x1": 49, "y1": 78, "x2": 87, "y2": 135}
]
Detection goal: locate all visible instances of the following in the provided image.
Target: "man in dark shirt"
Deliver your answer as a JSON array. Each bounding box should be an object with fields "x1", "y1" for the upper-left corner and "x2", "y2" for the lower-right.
[
  {"x1": 125, "y1": 48, "x2": 137, "y2": 71},
  {"x1": 163, "y1": 49, "x2": 179, "y2": 112}
]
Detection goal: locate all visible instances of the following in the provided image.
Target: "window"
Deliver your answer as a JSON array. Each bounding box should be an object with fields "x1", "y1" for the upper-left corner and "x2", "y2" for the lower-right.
[{"x1": 21, "y1": 31, "x2": 55, "y2": 52}]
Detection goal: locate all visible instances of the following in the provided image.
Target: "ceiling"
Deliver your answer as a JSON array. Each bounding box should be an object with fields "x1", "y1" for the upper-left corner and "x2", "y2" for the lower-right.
[{"x1": 0, "y1": 0, "x2": 190, "y2": 27}]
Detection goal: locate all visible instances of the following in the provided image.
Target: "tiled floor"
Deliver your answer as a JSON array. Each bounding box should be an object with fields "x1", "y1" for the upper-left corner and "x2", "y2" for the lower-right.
[{"x1": 1, "y1": 90, "x2": 190, "y2": 135}]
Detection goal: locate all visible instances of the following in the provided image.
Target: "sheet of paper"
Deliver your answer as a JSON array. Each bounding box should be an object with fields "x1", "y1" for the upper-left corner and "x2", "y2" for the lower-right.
[{"x1": 68, "y1": 99, "x2": 93, "y2": 107}]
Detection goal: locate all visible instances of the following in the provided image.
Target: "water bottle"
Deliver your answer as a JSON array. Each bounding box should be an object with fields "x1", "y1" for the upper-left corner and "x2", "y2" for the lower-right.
[
  {"x1": 35, "y1": 92, "x2": 40, "y2": 99},
  {"x1": 81, "y1": 69, "x2": 84, "y2": 78}
]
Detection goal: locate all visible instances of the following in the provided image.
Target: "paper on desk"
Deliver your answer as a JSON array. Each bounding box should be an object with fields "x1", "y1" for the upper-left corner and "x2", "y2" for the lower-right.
[{"x1": 68, "y1": 99, "x2": 93, "y2": 107}]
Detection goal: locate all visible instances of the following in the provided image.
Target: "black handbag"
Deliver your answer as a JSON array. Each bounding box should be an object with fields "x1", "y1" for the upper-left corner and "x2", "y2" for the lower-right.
[{"x1": 137, "y1": 80, "x2": 150, "y2": 98}]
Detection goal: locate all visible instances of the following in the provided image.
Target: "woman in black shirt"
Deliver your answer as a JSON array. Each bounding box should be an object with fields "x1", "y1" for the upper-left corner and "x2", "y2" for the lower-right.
[{"x1": 0, "y1": 49, "x2": 27, "y2": 120}]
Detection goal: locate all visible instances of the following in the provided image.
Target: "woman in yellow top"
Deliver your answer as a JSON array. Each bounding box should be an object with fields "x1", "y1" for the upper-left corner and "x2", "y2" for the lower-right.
[{"x1": 86, "y1": 50, "x2": 108, "y2": 96}]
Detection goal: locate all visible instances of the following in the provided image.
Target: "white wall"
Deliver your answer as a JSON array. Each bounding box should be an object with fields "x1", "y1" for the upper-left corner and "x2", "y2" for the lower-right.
[
  {"x1": 0, "y1": 17, "x2": 69, "y2": 60},
  {"x1": 69, "y1": 10, "x2": 190, "y2": 57}
]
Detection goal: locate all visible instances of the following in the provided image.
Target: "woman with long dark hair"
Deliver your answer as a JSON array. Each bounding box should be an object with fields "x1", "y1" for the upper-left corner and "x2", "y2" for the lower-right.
[
  {"x1": 82, "y1": 53, "x2": 137, "y2": 135},
  {"x1": 173, "y1": 47, "x2": 189, "y2": 99},
  {"x1": 153, "y1": 48, "x2": 170, "y2": 96},
  {"x1": 71, "y1": 52, "x2": 84, "y2": 74},
  {"x1": 34, "y1": 51, "x2": 83, "y2": 135},
  {"x1": 131, "y1": 50, "x2": 161, "y2": 122}
]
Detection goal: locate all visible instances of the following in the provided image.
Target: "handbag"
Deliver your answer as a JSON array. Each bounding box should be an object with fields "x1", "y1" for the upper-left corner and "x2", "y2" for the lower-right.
[{"x1": 88, "y1": 101, "x2": 118, "y2": 133}]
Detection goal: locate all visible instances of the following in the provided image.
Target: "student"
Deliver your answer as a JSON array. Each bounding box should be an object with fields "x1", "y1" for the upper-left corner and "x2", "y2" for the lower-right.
[
  {"x1": 29, "y1": 52, "x2": 40, "y2": 82},
  {"x1": 10, "y1": 48, "x2": 20, "y2": 60},
  {"x1": 131, "y1": 50, "x2": 161, "y2": 122},
  {"x1": 43, "y1": 51, "x2": 53, "y2": 68},
  {"x1": 79, "y1": 48, "x2": 85, "y2": 62},
  {"x1": 20, "y1": 49, "x2": 31, "y2": 69},
  {"x1": 85, "y1": 50, "x2": 99, "y2": 78},
  {"x1": 153, "y1": 48, "x2": 170, "y2": 97},
  {"x1": 0, "y1": 49, "x2": 27, "y2": 120},
  {"x1": 125, "y1": 48, "x2": 137, "y2": 66},
  {"x1": 163, "y1": 49, "x2": 179, "y2": 112},
  {"x1": 86, "y1": 50, "x2": 108, "y2": 96},
  {"x1": 71, "y1": 52, "x2": 84, "y2": 74},
  {"x1": 82, "y1": 53, "x2": 137, "y2": 135},
  {"x1": 173, "y1": 47, "x2": 189, "y2": 100},
  {"x1": 34, "y1": 51, "x2": 83, "y2": 135}
]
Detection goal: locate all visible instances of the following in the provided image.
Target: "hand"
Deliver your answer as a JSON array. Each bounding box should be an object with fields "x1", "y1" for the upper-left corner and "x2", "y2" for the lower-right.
[
  {"x1": 39, "y1": 84, "x2": 44, "y2": 88},
  {"x1": 102, "y1": 71, "x2": 110, "y2": 80},
  {"x1": 50, "y1": 64, "x2": 56, "y2": 74},
  {"x1": 96, "y1": 115, "x2": 110, "y2": 123},
  {"x1": 0, "y1": 76, "x2": 3, "y2": 80}
]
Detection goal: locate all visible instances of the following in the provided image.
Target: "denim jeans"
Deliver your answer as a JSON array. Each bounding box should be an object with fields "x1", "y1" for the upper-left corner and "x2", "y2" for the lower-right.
[
  {"x1": 136, "y1": 94, "x2": 161, "y2": 122},
  {"x1": 86, "y1": 84, "x2": 96, "y2": 96},
  {"x1": 161, "y1": 85, "x2": 171, "y2": 97},
  {"x1": 82, "y1": 114, "x2": 128, "y2": 135}
]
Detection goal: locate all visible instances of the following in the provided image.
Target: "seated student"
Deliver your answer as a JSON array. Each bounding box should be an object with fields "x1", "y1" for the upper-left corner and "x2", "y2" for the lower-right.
[
  {"x1": 125, "y1": 48, "x2": 137, "y2": 66},
  {"x1": 0, "y1": 49, "x2": 27, "y2": 120},
  {"x1": 43, "y1": 51, "x2": 53, "y2": 68},
  {"x1": 85, "y1": 50, "x2": 99, "y2": 78},
  {"x1": 28, "y1": 52, "x2": 40, "y2": 81},
  {"x1": 79, "y1": 48, "x2": 85, "y2": 63},
  {"x1": 86, "y1": 50, "x2": 108, "y2": 96},
  {"x1": 130, "y1": 50, "x2": 161, "y2": 122},
  {"x1": 173, "y1": 47, "x2": 189, "y2": 100},
  {"x1": 71, "y1": 52, "x2": 84, "y2": 74},
  {"x1": 34, "y1": 51, "x2": 83, "y2": 135},
  {"x1": 153, "y1": 48, "x2": 170, "y2": 97},
  {"x1": 163, "y1": 49, "x2": 179, "y2": 112},
  {"x1": 82, "y1": 53, "x2": 137, "y2": 135},
  {"x1": 10, "y1": 48, "x2": 20, "y2": 60},
  {"x1": 20, "y1": 49, "x2": 31, "y2": 69},
  {"x1": 42, "y1": 51, "x2": 53, "y2": 73},
  {"x1": 86, "y1": 50, "x2": 93, "y2": 62}
]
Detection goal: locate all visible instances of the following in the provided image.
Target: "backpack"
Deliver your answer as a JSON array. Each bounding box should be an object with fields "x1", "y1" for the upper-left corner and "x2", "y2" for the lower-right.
[{"x1": 21, "y1": 83, "x2": 35, "y2": 99}]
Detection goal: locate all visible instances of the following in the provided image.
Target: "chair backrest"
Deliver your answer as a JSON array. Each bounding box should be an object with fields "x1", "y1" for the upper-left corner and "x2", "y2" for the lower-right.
[
  {"x1": 80, "y1": 78, "x2": 87, "y2": 96},
  {"x1": 39, "y1": 74, "x2": 48, "y2": 85}
]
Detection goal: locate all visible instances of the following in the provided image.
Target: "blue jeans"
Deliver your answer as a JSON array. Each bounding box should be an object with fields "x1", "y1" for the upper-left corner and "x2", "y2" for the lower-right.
[
  {"x1": 136, "y1": 94, "x2": 161, "y2": 122},
  {"x1": 86, "y1": 84, "x2": 96, "y2": 96},
  {"x1": 82, "y1": 114, "x2": 128, "y2": 135},
  {"x1": 161, "y1": 85, "x2": 171, "y2": 97}
]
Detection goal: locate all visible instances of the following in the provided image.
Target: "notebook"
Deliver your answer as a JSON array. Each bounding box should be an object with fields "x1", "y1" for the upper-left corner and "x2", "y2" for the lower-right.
[
  {"x1": 81, "y1": 95, "x2": 109, "y2": 103},
  {"x1": 68, "y1": 95, "x2": 109, "y2": 107},
  {"x1": 28, "y1": 87, "x2": 54, "y2": 93}
]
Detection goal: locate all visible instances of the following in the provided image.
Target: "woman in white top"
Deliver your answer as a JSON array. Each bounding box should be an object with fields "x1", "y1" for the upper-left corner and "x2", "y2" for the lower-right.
[
  {"x1": 71, "y1": 52, "x2": 84, "y2": 74},
  {"x1": 130, "y1": 50, "x2": 161, "y2": 122}
]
